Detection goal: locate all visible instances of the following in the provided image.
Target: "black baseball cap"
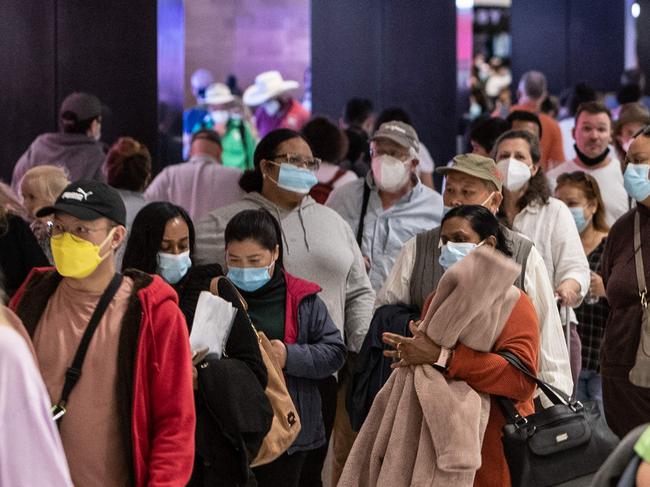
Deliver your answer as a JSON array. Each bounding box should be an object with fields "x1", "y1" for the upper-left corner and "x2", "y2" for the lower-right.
[{"x1": 36, "y1": 180, "x2": 127, "y2": 226}]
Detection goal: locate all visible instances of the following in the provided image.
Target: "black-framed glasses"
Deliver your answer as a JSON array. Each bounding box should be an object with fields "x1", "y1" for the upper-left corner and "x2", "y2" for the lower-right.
[
  {"x1": 50, "y1": 222, "x2": 115, "y2": 239},
  {"x1": 633, "y1": 124, "x2": 650, "y2": 138},
  {"x1": 272, "y1": 153, "x2": 321, "y2": 171}
]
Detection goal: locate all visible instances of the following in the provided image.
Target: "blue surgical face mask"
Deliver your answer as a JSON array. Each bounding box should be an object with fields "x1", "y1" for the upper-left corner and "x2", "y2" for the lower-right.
[
  {"x1": 569, "y1": 206, "x2": 590, "y2": 233},
  {"x1": 439, "y1": 241, "x2": 481, "y2": 270},
  {"x1": 157, "y1": 250, "x2": 192, "y2": 284},
  {"x1": 271, "y1": 163, "x2": 318, "y2": 195},
  {"x1": 624, "y1": 163, "x2": 650, "y2": 202},
  {"x1": 228, "y1": 263, "x2": 274, "y2": 292}
]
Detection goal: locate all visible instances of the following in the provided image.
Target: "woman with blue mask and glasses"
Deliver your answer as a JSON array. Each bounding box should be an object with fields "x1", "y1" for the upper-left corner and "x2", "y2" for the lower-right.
[
  {"x1": 122, "y1": 202, "x2": 269, "y2": 487},
  {"x1": 194, "y1": 129, "x2": 375, "y2": 486},
  {"x1": 224, "y1": 208, "x2": 346, "y2": 487},
  {"x1": 555, "y1": 171, "x2": 610, "y2": 413},
  {"x1": 600, "y1": 125, "x2": 650, "y2": 438}
]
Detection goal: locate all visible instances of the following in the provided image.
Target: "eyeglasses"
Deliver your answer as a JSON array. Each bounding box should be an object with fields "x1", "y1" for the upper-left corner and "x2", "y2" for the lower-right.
[
  {"x1": 369, "y1": 147, "x2": 411, "y2": 160},
  {"x1": 50, "y1": 222, "x2": 115, "y2": 239},
  {"x1": 633, "y1": 124, "x2": 650, "y2": 138},
  {"x1": 272, "y1": 153, "x2": 321, "y2": 171}
]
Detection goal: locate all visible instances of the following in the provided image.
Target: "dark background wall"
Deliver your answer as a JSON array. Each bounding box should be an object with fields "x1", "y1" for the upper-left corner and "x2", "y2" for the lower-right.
[
  {"x1": 510, "y1": 0, "x2": 626, "y2": 95},
  {"x1": 311, "y1": 0, "x2": 458, "y2": 179},
  {"x1": 0, "y1": 0, "x2": 159, "y2": 183},
  {"x1": 636, "y1": 0, "x2": 650, "y2": 95}
]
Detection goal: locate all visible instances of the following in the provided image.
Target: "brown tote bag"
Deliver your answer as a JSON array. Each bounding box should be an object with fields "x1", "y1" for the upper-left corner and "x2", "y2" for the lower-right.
[
  {"x1": 629, "y1": 211, "x2": 650, "y2": 387},
  {"x1": 211, "y1": 276, "x2": 301, "y2": 466},
  {"x1": 252, "y1": 330, "x2": 301, "y2": 466}
]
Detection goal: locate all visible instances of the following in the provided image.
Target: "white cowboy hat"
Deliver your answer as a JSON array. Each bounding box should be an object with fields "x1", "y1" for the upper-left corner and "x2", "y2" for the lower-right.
[
  {"x1": 204, "y1": 83, "x2": 235, "y2": 105},
  {"x1": 243, "y1": 71, "x2": 299, "y2": 106}
]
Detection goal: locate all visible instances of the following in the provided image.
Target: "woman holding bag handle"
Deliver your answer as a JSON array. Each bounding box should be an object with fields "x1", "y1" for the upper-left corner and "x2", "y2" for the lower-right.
[{"x1": 223, "y1": 208, "x2": 347, "y2": 487}]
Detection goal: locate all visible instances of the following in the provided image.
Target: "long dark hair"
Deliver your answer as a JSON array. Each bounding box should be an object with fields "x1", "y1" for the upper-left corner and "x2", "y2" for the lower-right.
[
  {"x1": 122, "y1": 202, "x2": 195, "y2": 273},
  {"x1": 224, "y1": 209, "x2": 284, "y2": 268},
  {"x1": 442, "y1": 204, "x2": 512, "y2": 257},
  {"x1": 238, "y1": 129, "x2": 308, "y2": 193}
]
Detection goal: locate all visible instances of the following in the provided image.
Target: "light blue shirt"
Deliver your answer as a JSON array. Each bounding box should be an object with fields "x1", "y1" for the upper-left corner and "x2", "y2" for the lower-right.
[{"x1": 327, "y1": 174, "x2": 443, "y2": 291}]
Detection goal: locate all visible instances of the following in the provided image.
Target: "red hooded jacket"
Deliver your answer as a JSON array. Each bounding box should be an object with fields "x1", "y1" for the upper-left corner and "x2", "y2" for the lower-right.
[{"x1": 10, "y1": 267, "x2": 195, "y2": 487}]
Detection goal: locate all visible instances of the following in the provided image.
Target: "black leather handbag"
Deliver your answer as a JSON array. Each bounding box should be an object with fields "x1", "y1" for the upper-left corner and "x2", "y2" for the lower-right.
[{"x1": 496, "y1": 350, "x2": 619, "y2": 487}]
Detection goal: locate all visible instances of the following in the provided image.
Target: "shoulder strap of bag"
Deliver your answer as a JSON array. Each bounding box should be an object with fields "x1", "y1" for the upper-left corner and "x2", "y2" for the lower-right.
[
  {"x1": 53, "y1": 273, "x2": 123, "y2": 419},
  {"x1": 635, "y1": 211, "x2": 648, "y2": 309},
  {"x1": 327, "y1": 168, "x2": 348, "y2": 186},
  {"x1": 356, "y1": 181, "x2": 371, "y2": 247},
  {"x1": 496, "y1": 349, "x2": 572, "y2": 406}
]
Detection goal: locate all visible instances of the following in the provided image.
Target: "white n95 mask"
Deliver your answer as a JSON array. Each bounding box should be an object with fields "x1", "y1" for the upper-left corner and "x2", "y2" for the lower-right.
[{"x1": 496, "y1": 158, "x2": 532, "y2": 192}]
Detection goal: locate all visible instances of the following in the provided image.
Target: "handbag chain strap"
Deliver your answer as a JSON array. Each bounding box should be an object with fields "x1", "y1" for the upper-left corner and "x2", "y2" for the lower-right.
[{"x1": 635, "y1": 211, "x2": 648, "y2": 309}]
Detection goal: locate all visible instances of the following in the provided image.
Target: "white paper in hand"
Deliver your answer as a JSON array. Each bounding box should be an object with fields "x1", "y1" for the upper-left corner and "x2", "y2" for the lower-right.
[{"x1": 190, "y1": 291, "x2": 237, "y2": 359}]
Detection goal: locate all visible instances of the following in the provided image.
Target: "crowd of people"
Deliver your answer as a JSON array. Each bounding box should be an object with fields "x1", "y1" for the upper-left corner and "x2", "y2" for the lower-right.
[{"x1": 2, "y1": 65, "x2": 650, "y2": 487}]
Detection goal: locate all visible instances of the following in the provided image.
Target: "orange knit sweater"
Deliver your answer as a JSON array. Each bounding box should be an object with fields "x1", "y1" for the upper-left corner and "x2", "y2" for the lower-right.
[{"x1": 425, "y1": 291, "x2": 539, "y2": 487}]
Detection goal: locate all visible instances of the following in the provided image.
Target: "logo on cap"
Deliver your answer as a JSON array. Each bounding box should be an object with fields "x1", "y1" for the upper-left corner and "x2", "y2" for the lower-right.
[
  {"x1": 61, "y1": 188, "x2": 94, "y2": 202},
  {"x1": 383, "y1": 123, "x2": 407, "y2": 135}
]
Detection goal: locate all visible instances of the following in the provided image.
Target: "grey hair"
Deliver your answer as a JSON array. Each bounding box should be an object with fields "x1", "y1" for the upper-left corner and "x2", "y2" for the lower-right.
[{"x1": 518, "y1": 71, "x2": 547, "y2": 100}]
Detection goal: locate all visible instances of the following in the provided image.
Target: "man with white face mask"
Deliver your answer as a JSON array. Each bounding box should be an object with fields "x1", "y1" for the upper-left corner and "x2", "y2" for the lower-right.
[
  {"x1": 376, "y1": 153, "x2": 574, "y2": 400},
  {"x1": 243, "y1": 70, "x2": 310, "y2": 138},
  {"x1": 326, "y1": 121, "x2": 443, "y2": 291}
]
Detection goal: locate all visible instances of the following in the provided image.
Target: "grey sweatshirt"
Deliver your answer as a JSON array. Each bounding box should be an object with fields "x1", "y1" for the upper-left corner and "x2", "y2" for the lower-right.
[
  {"x1": 194, "y1": 192, "x2": 375, "y2": 352},
  {"x1": 11, "y1": 133, "x2": 106, "y2": 193}
]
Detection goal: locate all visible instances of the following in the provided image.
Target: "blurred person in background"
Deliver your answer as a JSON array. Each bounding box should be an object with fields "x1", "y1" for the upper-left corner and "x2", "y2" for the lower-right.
[
  {"x1": 511, "y1": 71, "x2": 566, "y2": 170},
  {"x1": 104, "y1": 137, "x2": 152, "y2": 267},
  {"x1": 20, "y1": 165, "x2": 70, "y2": 262},
  {"x1": 12, "y1": 92, "x2": 106, "y2": 193},
  {"x1": 469, "y1": 117, "x2": 509, "y2": 157},
  {"x1": 613, "y1": 102, "x2": 650, "y2": 171},
  {"x1": 301, "y1": 116, "x2": 357, "y2": 204},
  {"x1": 203, "y1": 82, "x2": 257, "y2": 171},
  {"x1": 145, "y1": 129, "x2": 244, "y2": 222},
  {"x1": 183, "y1": 68, "x2": 215, "y2": 159},
  {"x1": 244, "y1": 71, "x2": 310, "y2": 138},
  {"x1": 340, "y1": 98, "x2": 374, "y2": 178}
]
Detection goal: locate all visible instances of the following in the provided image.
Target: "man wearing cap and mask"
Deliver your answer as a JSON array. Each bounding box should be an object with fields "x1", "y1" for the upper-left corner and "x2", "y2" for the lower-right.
[
  {"x1": 11, "y1": 92, "x2": 106, "y2": 194},
  {"x1": 9, "y1": 181, "x2": 195, "y2": 487},
  {"x1": 376, "y1": 154, "x2": 574, "y2": 401},
  {"x1": 327, "y1": 121, "x2": 443, "y2": 292},
  {"x1": 243, "y1": 70, "x2": 310, "y2": 138}
]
